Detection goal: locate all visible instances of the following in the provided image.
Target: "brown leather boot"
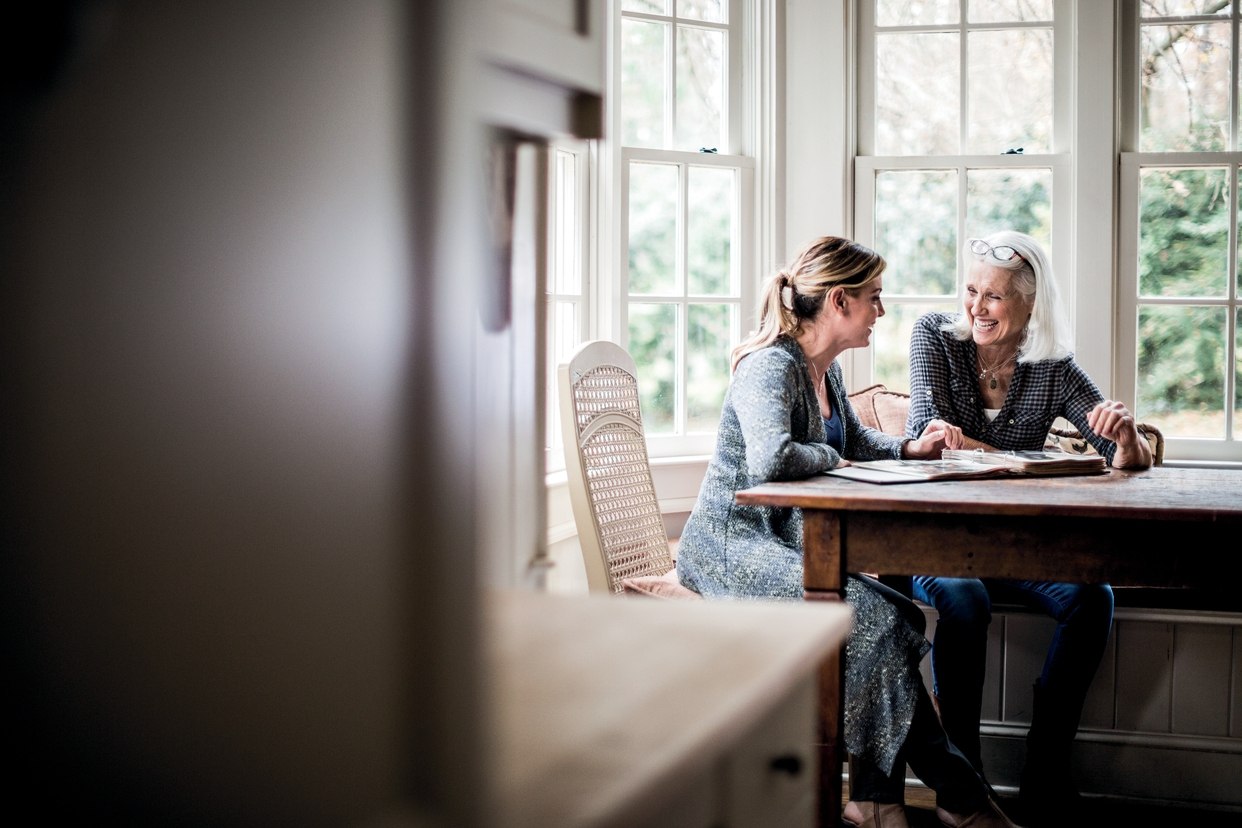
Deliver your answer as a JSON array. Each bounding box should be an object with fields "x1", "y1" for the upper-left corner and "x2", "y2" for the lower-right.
[
  {"x1": 842, "y1": 800, "x2": 910, "y2": 828},
  {"x1": 936, "y1": 796, "x2": 1023, "y2": 828}
]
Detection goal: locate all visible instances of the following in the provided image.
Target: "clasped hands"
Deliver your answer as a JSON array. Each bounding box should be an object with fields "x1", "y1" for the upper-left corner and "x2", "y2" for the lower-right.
[{"x1": 1087, "y1": 399, "x2": 1151, "y2": 469}]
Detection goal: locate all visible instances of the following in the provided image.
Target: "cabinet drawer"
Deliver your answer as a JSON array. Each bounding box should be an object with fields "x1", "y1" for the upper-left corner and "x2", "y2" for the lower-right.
[{"x1": 722, "y1": 675, "x2": 818, "y2": 826}]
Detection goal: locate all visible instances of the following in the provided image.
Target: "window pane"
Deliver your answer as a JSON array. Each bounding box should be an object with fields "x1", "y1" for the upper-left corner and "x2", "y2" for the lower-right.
[
  {"x1": 1139, "y1": 167, "x2": 1228, "y2": 297},
  {"x1": 874, "y1": 302, "x2": 959, "y2": 394},
  {"x1": 676, "y1": 26, "x2": 725, "y2": 150},
  {"x1": 1236, "y1": 308, "x2": 1241, "y2": 439},
  {"x1": 969, "y1": 0, "x2": 1054, "y2": 23},
  {"x1": 876, "y1": 33, "x2": 960, "y2": 155},
  {"x1": 687, "y1": 303, "x2": 733, "y2": 431},
  {"x1": 629, "y1": 303, "x2": 677, "y2": 432},
  {"x1": 546, "y1": 299, "x2": 580, "y2": 457},
  {"x1": 876, "y1": 0, "x2": 958, "y2": 26},
  {"x1": 966, "y1": 168, "x2": 1053, "y2": 248},
  {"x1": 968, "y1": 29, "x2": 1053, "y2": 154},
  {"x1": 628, "y1": 162, "x2": 679, "y2": 295},
  {"x1": 1140, "y1": 21, "x2": 1230, "y2": 152},
  {"x1": 553, "y1": 151, "x2": 579, "y2": 294},
  {"x1": 622, "y1": 19, "x2": 668, "y2": 148},
  {"x1": 1141, "y1": 1, "x2": 1232, "y2": 17},
  {"x1": 875, "y1": 170, "x2": 958, "y2": 295},
  {"x1": 623, "y1": 0, "x2": 668, "y2": 13},
  {"x1": 678, "y1": 0, "x2": 723, "y2": 23},
  {"x1": 687, "y1": 166, "x2": 733, "y2": 295},
  {"x1": 1137, "y1": 305, "x2": 1227, "y2": 438},
  {"x1": 552, "y1": 300, "x2": 580, "y2": 365}
]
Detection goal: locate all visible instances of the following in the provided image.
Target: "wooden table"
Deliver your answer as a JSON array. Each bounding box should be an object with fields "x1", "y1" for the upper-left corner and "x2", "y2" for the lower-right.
[{"x1": 734, "y1": 466, "x2": 1242, "y2": 826}]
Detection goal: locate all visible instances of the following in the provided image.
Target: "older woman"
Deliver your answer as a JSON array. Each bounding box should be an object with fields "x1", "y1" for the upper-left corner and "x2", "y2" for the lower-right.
[
  {"x1": 677, "y1": 236, "x2": 1018, "y2": 828},
  {"x1": 904, "y1": 230, "x2": 1151, "y2": 826}
]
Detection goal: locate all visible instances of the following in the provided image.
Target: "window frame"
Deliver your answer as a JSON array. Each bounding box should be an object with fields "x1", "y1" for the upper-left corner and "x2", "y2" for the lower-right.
[
  {"x1": 564, "y1": 0, "x2": 768, "y2": 464},
  {"x1": 854, "y1": 0, "x2": 1078, "y2": 389},
  {"x1": 1116, "y1": 0, "x2": 1242, "y2": 464},
  {"x1": 850, "y1": 1, "x2": 1119, "y2": 411},
  {"x1": 609, "y1": 0, "x2": 754, "y2": 460}
]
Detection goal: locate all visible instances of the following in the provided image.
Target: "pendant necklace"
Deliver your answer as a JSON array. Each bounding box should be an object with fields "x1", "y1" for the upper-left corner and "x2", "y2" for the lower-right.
[{"x1": 977, "y1": 350, "x2": 1016, "y2": 390}]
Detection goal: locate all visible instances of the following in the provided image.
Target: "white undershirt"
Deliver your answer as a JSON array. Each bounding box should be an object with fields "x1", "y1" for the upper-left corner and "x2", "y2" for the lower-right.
[{"x1": 983, "y1": 408, "x2": 1000, "y2": 422}]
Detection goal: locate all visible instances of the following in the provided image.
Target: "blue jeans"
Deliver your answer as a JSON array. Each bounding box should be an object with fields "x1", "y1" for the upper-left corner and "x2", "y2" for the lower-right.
[{"x1": 909, "y1": 577, "x2": 1114, "y2": 773}]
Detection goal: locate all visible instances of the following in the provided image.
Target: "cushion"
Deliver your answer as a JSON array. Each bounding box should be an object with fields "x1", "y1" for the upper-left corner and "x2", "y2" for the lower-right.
[
  {"x1": 846, "y1": 383, "x2": 887, "y2": 432},
  {"x1": 872, "y1": 391, "x2": 911, "y2": 436},
  {"x1": 620, "y1": 569, "x2": 703, "y2": 600},
  {"x1": 846, "y1": 383, "x2": 911, "y2": 437}
]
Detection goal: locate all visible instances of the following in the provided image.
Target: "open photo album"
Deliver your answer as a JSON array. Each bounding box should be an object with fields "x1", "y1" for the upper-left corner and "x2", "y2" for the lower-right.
[{"x1": 823, "y1": 450, "x2": 1107, "y2": 485}]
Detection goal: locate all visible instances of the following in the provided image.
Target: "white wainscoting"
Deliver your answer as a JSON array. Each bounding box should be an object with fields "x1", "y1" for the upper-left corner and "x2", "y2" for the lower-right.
[{"x1": 920, "y1": 604, "x2": 1242, "y2": 810}]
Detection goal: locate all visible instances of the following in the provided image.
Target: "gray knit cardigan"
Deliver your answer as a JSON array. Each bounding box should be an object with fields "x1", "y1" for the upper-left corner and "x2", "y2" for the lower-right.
[{"x1": 676, "y1": 334, "x2": 929, "y2": 773}]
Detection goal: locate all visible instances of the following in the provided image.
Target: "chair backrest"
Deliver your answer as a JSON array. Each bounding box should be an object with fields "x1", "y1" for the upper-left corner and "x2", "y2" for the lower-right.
[{"x1": 558, "y1": 340, "x2": 676, "y2": 595}]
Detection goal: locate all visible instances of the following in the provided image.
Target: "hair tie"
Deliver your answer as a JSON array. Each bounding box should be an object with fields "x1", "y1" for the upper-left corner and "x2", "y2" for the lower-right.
[{"x1": 778, "y1": 272, "x2": 795, "y2": 311}]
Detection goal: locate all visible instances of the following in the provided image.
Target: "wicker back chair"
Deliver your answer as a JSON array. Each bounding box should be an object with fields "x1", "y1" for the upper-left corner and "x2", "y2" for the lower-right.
[{"x1": 558, "y1": 341, "x2": 700, "y2": 598}]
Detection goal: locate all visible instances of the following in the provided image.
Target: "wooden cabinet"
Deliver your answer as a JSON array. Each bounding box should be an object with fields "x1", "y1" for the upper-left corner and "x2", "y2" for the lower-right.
[
  {"x1": 487, "y1": 591, "x2": 851, "y2": 827},
  {"x1": 723, "y1": 676, "x2": 820, "y2": 826}
]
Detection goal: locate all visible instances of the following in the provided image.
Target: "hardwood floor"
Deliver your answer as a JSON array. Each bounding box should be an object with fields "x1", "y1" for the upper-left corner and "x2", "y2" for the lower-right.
[{"x1": 844, "y1": 782, "x2": 1242, "y2": 826}]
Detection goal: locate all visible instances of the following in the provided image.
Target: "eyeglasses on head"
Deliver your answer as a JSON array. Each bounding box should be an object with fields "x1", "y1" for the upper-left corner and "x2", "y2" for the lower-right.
[{"x1": 968, "y1": 239, "x2": 1020, "y2": 263}]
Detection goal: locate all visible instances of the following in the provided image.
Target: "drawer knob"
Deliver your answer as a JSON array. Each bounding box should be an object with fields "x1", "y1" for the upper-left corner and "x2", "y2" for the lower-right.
[{"x1": 769, "y1": 754, "x2": 803, "y2": 776}]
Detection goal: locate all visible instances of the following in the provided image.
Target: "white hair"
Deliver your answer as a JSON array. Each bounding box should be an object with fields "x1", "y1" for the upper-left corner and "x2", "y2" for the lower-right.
[{"x1": 942, "y1": 230, "x2": 1074, "y2": 363}]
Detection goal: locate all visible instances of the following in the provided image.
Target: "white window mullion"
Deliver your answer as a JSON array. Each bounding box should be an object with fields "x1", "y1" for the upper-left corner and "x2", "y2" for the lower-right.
[
  {"x1": 676, "y1": 158, "x2": 689, "y2": 436},
  {"x1": 1227, "y1": 10, "x2": 1237, "y2": 152},
  {"x1": 665, "y1": 10, "x2": 677, "y2": 150},
  {"x1": 676, "y1": 300, "x2": 687, "y2": 437},
  {"x1": 727, "y1": 0, "x2": 743, "y2": 154},
  {"x1": 1073, "y1": 0, "x2": 1116, "y2": 388},
  {"x1": 616, "y1": 151, "x2": 632, "y2": 344},
  {"x1": 959, "y1": 3, "x2": 968, "y2": 152},
  {"x1": 1115, "y1": 153, "x2": 1141, "y2": 416},
  {"x1": 745, "y1": 0, "x2": 773, "y2": 309},
  {"x1": 855, "y1": 0, "x2": 877, "y2": 157},
  {"x1": 1227, "y1": 163, "x2": 1238, "y2": 442}
]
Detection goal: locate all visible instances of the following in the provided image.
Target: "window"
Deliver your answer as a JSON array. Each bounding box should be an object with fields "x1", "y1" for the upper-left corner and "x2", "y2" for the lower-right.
[
  {"x1": 854, "y1": 1, "x2": 1068, "y2": 393},
  {"x1": 1118, "y1": 0, "x2": 1242, "y2": 462},
  {"x1": 616, "y1": 0, "x2": 753, "y2": 457},
  {"x1": 545, "y1": 0, "x2": 760, "y2": 470}
]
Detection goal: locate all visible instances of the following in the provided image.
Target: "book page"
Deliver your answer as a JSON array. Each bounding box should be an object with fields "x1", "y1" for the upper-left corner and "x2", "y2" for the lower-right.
[{"x1": 939, "y1": 449, "x2": 1108, "y2": 474}]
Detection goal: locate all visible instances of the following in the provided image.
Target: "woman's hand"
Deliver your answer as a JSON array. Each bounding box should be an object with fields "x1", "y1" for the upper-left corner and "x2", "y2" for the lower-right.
[
  {"x1": 901, "y1": 419, "x2": 963, "y2": 459},
  {"x1": 1088, "y1": 400, "x2": 1152, "y2": 469}
]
